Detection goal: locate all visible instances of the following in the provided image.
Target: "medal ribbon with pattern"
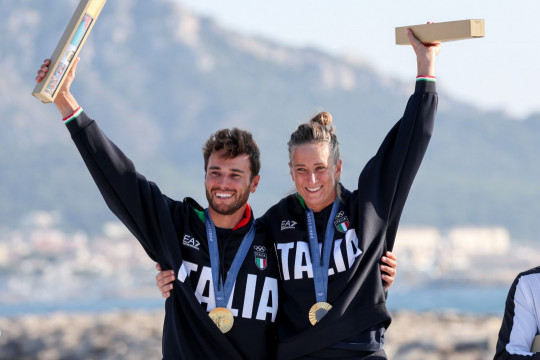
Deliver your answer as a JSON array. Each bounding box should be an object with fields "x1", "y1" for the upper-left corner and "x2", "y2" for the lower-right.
[
  {"x1": 205, "y1": 209, "x2": 256, "y2": 333},
  {"x1": 305, "y1": 198, "x2": 340, "y2": 325}
]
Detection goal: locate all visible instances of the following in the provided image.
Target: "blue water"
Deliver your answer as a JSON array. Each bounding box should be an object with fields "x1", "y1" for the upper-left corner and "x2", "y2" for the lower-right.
[
  {"x1": 0, "y1": 285, "x2": 509, "y2": 317},
  {"x1": 386, "y1": 284, "x2": 508, "y2": 316},
  {"x1": 0, "y1": 297, "x2": 164, "y2": 317}
]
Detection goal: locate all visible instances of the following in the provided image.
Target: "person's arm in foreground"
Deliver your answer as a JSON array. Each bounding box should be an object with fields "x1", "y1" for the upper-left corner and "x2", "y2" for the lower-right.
[{"x1": 381, "y1": 251, "x2": 397, "y2": 291}]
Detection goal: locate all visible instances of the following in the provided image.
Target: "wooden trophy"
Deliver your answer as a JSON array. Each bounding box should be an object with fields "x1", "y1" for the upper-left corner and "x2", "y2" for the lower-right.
[
  {"x1": 395, "y1": 19, "x2": 485, "y2": 45},
  {"x1": 32, "y1": 0, "x2": 107, "y2": 103}
]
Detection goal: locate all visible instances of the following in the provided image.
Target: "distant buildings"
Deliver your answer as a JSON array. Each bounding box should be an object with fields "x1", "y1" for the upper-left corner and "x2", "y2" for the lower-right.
[
  {"x1": 393, "y1": 226, "x2": 532, "y2": 285},
  {"x1": 447, "y1": 227, "x2": 510, "y2": 255}
]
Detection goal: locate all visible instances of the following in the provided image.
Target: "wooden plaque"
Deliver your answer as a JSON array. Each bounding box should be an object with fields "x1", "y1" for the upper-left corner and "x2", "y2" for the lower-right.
[
  {"x1": 395, "y1": 19, "x2": 485, "y2": 45},
  {"x1": 32, "y1": 0, "x2": 107, "y2": 103}
]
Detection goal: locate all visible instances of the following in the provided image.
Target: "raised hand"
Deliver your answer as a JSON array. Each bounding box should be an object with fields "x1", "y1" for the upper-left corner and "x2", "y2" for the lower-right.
[
  {"x1": 407, "y1": 24, "x2": 441, "y2": 77},
  {"x1": 35, "y1": 57, "x2": 81, "y2": 118},
  {"x1": 156, "y1": 263, "x2": 176, "y2": 299},
  {"x1": 381, "y1": 251, "x2": 397, "y2": 291}
]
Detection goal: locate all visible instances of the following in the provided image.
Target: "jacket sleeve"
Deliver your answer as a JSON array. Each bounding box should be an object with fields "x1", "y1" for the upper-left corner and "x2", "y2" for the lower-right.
[
  {"x1": 495, "y1": 274, "x2": 540, "y2": 360},
  {"x1": 65, "y1": 111, "x2": 178, "y2": 265},
  {"x1": 356, "y1": 79, "x2": 437, "y2": 251}
]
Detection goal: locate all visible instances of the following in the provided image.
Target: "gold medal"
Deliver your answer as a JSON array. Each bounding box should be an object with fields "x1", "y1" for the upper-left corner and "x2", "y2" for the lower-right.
[
  {"x1": 209, "y1": 307, "x2": 234, "y2": 333},
  {"x1": 309, "y1": 301, "x2": 332, "y2": 325}
]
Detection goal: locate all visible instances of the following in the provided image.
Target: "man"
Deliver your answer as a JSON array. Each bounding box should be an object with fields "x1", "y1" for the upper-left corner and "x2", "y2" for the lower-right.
[
  {"x1": 494, "y1": 266, "x2": 540, "y2": 360},
  {"x1": 35, "y1": 57, "x2": 396, "y2": 359},
  {"x1": 36, "y1": 57, "x2": 279, "y2": 359}
]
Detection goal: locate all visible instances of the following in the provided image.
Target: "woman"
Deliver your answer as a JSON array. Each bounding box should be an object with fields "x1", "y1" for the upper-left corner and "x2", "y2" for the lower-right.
[
  {"x1": 157, "y1": 28, "x2": 439, "y2": 359},
  {"x1": 257, "y1": 28, "x2": 439, "y2": 359}
]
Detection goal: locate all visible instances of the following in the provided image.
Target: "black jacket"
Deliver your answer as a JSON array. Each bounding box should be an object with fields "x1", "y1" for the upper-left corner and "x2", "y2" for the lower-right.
[
  {"x1": 66, "y1": 113, "x2": 279, "y2": 359},
  {"x1": 259, "y1": 80, "x2": 438, "y2": 359}
]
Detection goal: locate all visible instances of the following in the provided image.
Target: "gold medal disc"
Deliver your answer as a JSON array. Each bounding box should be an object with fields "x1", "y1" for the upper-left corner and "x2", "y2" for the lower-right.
[
  {"x1": 309, "y1": 301, "x2": 332, "y2": 325},
  {"x1": 209, "y1": 307, "x2": 234, "y2": 333}
]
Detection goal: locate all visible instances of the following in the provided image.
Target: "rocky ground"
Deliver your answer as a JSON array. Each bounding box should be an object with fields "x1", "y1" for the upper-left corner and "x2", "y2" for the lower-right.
[
  {"x1": 385, "y1": 311, "x2": 502, "y2": 360},
  {"x1": 0, "y1": 310, "x2": 503, "y2": 360}
]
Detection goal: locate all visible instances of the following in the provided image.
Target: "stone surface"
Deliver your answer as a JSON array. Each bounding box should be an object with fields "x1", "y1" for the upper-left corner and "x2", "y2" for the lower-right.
[{"x1": 0, "y1": 310, "x2": 503, "y2": 359}]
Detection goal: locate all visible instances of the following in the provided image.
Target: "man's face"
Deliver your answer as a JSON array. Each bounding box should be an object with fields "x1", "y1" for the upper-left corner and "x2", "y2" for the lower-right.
[{"x1": 205, "y1": 150, "x2": 259, "y2": 216}]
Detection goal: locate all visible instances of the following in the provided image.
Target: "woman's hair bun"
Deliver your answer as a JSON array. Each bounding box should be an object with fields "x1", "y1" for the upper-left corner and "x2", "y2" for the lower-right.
[{"x1": 310, "y1": 111, "x2": 332, "y2": 127}]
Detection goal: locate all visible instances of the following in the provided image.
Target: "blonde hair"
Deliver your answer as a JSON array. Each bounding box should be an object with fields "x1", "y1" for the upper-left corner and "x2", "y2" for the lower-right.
[{"x1": 287, "y1": 111, "x2": 340, "y2": 164}]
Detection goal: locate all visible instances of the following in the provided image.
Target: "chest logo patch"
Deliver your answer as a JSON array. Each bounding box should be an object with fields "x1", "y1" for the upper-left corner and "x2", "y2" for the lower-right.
[
  {"x1": 182, "y1": 234, "x2": 200, "y2": 250},
  {"x1": 254, "y1": 245, "x2": 267, "y2": 270},
  {"x1": 334, "y1": 211, "x2": 350, "y2": 233},
  {"x1": 281, "y1": 220, "x2": 297, "y2": 231}
]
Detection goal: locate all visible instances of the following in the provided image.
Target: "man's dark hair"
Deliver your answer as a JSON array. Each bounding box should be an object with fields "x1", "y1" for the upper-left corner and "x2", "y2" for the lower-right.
[{"x1": 203, "y1": 128, "x2": 261, "y2": 179}]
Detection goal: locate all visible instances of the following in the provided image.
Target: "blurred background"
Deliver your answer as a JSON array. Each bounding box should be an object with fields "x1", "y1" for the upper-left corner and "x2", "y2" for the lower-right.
[{"x1": 2, "y1": 0, "x2": 540, "y2": 358}]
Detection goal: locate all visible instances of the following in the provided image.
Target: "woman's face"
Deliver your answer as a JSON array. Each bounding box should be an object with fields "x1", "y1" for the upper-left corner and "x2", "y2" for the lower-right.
[{"x1": 289, "y1": 142, "x2": 342, "y2": 212}]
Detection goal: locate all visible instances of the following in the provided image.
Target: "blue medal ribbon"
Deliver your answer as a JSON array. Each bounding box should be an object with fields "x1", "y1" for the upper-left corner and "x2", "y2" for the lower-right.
[
  {"x1": 306, "y1": 198, "x2": 340, "y2": 303},
  {"x1": 205, "y1": 209, "x2": 256, "y2": 308}
]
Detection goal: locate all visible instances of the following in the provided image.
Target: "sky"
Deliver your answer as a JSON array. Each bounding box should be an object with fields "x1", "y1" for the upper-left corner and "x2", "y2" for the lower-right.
[{"x1": 176, "y1": 0, "x2": 538, "y2": 119}]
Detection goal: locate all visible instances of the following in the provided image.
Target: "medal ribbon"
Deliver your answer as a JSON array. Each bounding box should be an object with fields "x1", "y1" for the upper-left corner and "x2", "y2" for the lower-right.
[
  {"x1": 205, "y1": 209, "x2": 256, "y2": 308},
  {"x1": 306, "y1": 198, "x2": 340, "y2": 303}
]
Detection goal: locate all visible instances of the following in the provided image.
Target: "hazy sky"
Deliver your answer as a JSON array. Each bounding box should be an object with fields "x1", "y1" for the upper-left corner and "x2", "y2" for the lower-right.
[{"x1": 177, "y1": 0, "x2": 538, "y2": 118}]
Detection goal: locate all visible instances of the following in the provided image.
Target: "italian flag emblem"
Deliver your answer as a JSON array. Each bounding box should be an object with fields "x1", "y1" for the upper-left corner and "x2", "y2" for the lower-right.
[
  {"x1": 336, "y1": 221, "x2": 349, "y2": 233},
  {"x1": 334, "y1": 212, "x2": 350, "y2": 233},
  {"x1": 255, "y1": 253, "x2": 267, "y2": 270}
]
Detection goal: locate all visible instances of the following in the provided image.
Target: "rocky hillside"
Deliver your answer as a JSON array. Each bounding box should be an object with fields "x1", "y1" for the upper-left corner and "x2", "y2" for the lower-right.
[{"x1": 2, "y1": 0, "x2": 540, "y2": 239}]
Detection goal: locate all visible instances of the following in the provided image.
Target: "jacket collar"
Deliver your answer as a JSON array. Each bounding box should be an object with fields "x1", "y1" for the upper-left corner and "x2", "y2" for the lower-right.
[{"x1": 186, "y1": 197, "x2": 252, "y2": 231}]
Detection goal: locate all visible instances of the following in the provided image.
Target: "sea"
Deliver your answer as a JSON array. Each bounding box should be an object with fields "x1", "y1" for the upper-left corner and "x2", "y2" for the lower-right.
[{"x1": 0, "y1": 284, "x2": 509, "y2": 318}]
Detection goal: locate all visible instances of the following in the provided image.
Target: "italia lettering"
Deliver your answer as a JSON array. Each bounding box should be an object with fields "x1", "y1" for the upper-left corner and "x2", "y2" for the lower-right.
[
  {"x1": 294, "y1": 242, "x2": 314, "y2": 279},
  {"x1": 194, "y1": 265, "x2": 216, "y2": 309},
  {"x1": 277, "y1": 242, "x2": 294, "y2": 280},
  {"x1": 178, "y1": 260, "x2": 198, "y2": 282},
  {"x1": 256, "y1": 277, "x2": 279, "y2": 322},
  {"x1": 276, "y1": 229, "x2": 362, "y2": 281},
  {"x1": 241, "y1": 274, "x2": 257, "y2": 319},
  {"x1": 345, "y1": 229, "x2": 362, "y2": 266},
  {"x1": 176, "y1": 261, "x2": 278, "y2": 322},
  {"x1": 332, "y1": 239, "x2": 345, "y2": 273}
]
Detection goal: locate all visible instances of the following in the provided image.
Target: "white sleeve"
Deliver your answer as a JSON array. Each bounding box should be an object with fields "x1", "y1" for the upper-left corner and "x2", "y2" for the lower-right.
[{"x1": 507, "y1": 275, "x2": 540, "y2": 355}]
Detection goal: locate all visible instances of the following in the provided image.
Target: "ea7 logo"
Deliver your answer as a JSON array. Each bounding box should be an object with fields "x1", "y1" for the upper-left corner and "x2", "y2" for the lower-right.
[
  {"x1": 182, "y1": 235, "x2": 200, "y2": 250},
  {"x1": 281, "y1": 220, "x2": 297, "y2": 231}
]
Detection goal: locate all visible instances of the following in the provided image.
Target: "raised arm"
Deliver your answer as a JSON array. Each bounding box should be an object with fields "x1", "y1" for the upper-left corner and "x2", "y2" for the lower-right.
[
  {"x1": 356, "y1": 30, "x2": 439, "y2": 253},
  {"x1": 35, "y1": 57, "x2": 178, "y2": 266}
]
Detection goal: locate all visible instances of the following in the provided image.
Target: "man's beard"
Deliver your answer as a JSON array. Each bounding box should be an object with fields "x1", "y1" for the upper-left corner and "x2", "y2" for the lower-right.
[{"x1": 205, "y1": 186, "x2": 251, "y2": 216}]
